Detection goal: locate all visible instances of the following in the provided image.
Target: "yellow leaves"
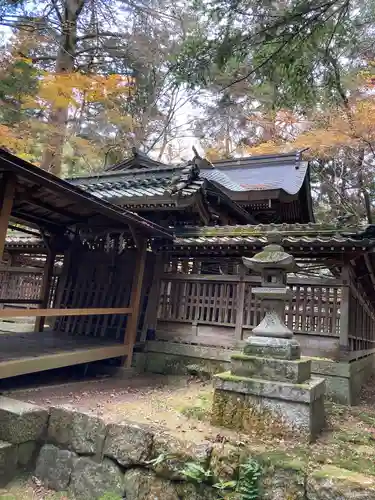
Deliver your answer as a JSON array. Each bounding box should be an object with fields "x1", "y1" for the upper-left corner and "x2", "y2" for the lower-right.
[
  {"x1": 246, "y1": 141, "x2": 284, "y2": 156},
  {"x1": 21, "y1": 71, "x2": 135, "y2": 112},
  {"x1": 204, "y1": 147, "x2": 225, "y2": 161}
]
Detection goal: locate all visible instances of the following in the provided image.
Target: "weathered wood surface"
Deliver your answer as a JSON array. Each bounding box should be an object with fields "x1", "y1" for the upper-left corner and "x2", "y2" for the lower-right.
[
  {"x1": 54, "y1": 246, "x2": 155, "y2": 341},
  {"x1": 0, "y1": 329, "x2": 126, "y2": 379},
  {"x1": 0, "y1": 307, "x2": 132, "y2": 318},
  {"x1": 124, "y1": 239, "x2": 147, "y2": 367},
  {"x1": 157, "y1": 274, "x2": 342, "y2": 342},
  {"x1": 34, "y1": 250, "x2": 56, "y2": 332},
  {"x1": 347, "y1": 268, "x2": 375, "y2": 352},
  {"x1": 0, "y1": 173, "x2": 16, "y2": 260}
]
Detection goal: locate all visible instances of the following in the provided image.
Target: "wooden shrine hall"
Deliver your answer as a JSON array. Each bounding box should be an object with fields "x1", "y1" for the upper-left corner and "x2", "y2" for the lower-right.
[
  {"x1": 4, "y1": 147, "x2": 375, "y2": 404},
  {"x1": 0, "y1": 148, "x2": 172, "y2": 380}
]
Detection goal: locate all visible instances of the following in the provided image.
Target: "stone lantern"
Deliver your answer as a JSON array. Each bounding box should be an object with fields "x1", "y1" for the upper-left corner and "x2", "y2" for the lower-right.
[
  {"x1": 243, "y1": 236, "x2": 295, "y2": 338},
  {"x1": 211, "y1": 235, "x2": 326, "y2": 442}
]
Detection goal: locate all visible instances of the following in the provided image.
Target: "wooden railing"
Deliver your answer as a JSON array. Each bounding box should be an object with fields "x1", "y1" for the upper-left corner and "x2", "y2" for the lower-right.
[{"x1": 157, "y1": 274, "x2": 342, "y2": 341}]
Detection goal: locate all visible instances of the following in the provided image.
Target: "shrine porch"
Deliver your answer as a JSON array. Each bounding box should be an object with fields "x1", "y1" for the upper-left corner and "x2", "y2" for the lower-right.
[{"x1": 0, "y1": 329, "x2": 127, "y2": 380}]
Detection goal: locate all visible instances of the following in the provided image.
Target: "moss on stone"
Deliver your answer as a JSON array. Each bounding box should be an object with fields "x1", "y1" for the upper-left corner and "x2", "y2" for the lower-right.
[
  {"x1": 312, "y1": 465, "x2": 375, "y2": 485},
  {"x1": 214, "y1": 371, "x2": 310, "y2": 389},
  {"x1": 256, "y1": 451, "x2": 306, "y2": 472},
  {"x1": 211, "y1": 389, "x2": 245, "y2": 430}
]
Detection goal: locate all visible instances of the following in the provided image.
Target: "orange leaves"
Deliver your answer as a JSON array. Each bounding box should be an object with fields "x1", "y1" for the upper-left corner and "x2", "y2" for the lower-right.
[
  {"x1": 244, "y1": 95, "x2": 375, "y2": 158},
  {"x1": 23, "y1": 72, "x2": 135, "y2": 112}
]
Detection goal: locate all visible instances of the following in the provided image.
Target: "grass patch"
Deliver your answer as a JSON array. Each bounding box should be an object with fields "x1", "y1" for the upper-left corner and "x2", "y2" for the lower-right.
[
  {"x1": 333, "y1": 430, "x2": 373, "y2": 445},
  {"x1": 177, "y1": 392, "x2": 213, "y2": 421}
]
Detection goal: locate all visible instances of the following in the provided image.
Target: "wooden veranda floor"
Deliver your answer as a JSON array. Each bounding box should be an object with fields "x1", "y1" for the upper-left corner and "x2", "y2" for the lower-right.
[{"x1": 0, "y1": 329, "x2": 127, "y2": 379}]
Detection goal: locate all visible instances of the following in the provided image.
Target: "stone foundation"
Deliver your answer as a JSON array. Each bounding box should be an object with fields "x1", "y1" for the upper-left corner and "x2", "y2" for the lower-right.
[
  {"x1": 140, "y1": 341, "x2": 375, "y2": 405},
  {"x1": 0, "y1": 397, "x2": 373, "y2": 498}
]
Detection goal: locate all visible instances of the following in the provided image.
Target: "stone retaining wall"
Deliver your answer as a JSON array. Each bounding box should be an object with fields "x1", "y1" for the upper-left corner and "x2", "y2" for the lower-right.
[{"x1": 0, "y1": 396, "x2": 374, "y2": 498}]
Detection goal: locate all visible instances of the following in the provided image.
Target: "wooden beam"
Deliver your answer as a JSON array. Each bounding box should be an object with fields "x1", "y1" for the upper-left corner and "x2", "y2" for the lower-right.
[
  {"x1": 0, "y1": 266, "x2": 45, "y2": 273},
  {"x1": 0, "y1": 299, "x2": 42, "y2": 304},
  {"x1": 364, "y1": 254, "x2": 375, "y2": 287},
  {"x1": 0, "y1": 344, "x2": 128, "y2": 380},
  {"x1": 124, "y1": 240, "x2": 147, "y2": 367},
  {"x1": 0, "y1": 173, "x2": 16, "y2": 261},
  {"x1": 129, "y1": 224, "x2": 144, "y2": 250},
  {"x1": 34, "y1": 250, "x2": 56, "y2": 332},
  {"x1": 0, "y1": 307, "x2": 132, "y2": 319}
]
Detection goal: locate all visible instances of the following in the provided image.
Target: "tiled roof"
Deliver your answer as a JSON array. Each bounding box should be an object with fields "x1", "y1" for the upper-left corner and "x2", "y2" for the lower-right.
[
  {"x1": 158, "y1": 223, "x2": 375, "y2": 251},
  {"x1": 5, "y1": 233, "x2": 43, "y2": 248},
  {"x1": 68, "y1": 151, "x2": 310, "y2": 204},
  {"x1": 70, "y1": 165, "x2": 204, "y2": 205},
  {"x1": 210, "y1": 152, "x2": 308, "y2": 195},
  {"x1": 6, "y1": 223, "x2": 375, "y2": 253}
]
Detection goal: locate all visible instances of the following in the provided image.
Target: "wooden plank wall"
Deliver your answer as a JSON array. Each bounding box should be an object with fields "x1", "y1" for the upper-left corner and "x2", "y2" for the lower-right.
[
  {"x1": 0, "y1": 265, "x2": 60, "y2": 309},
  {"x1": 54, "y1": 246, "x2": 155, "y2": 341}
]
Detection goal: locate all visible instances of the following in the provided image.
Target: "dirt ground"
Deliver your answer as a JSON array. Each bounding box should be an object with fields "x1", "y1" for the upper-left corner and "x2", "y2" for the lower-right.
[
  {"x1": 3, "y1": 372, "x2": 375, "y2": 498},
  {"x1": 4, "y1": 373, "x2": 239, "y2": 444}
]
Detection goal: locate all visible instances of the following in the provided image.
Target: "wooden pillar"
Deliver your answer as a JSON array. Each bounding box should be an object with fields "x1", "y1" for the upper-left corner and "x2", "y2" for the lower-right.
[
  {"x1": 235, "y1": 265, "x2": 246, "y2": 341},
  {"x1": 140, "y1": 253, "x2": 163, "y2": 342},
  {"x1": 0, "y1": 174, "x2": 16, "y2": 261},
  {"x1": 34, "y1": 250, "x2": 56, "y2": 332},
  {"x1": 340, "y1": 265, "x2": 350, "y2": 357},
  {"x1": 124, "y1": 238, "x2": 147, "y2": 367}
]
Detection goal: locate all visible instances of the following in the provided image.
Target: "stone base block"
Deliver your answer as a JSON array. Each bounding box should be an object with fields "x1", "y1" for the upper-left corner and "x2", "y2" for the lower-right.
[
  {"x1": 212, "y1": 373, "x2": 325, "y2": 442},
  {"x1": 231, "y1": 354, "x2": 311, "y2": 383},
  {"x1": 0, "y1": 397, "x2": 49, "y2": 444},
  {"x1": 244, "y1": 336, "x2": 301, "y2": 360}
]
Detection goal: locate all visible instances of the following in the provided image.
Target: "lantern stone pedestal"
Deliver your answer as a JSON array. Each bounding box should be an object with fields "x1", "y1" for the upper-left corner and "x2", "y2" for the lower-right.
[{"x1": 211, "y1": 240, "x2": 325, "y2": 442}]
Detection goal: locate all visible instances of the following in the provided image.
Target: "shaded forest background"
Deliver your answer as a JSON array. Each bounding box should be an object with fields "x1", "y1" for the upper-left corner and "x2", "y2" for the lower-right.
[{"x1": 1, "y1": 0, "x2": 375, "y2": 223}]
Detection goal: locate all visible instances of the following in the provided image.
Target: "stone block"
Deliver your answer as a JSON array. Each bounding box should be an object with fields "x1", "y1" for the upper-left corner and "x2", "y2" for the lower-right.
[
  {"x1": 0, "y1": 397, "x2": 48, "y2": 444},
  {"x1": 35, "y1": 444, "x2": 75, "y2": 491},
  {"x1": 69, "y1": 456, "x2": 124, "y2": 500},
  {"x1": 213, "y1": 372, "x2": 325, "y2": 403},
  {"x1": 244, "y1": 336, "x2": 301, "y2": 360},
  {"x1": 104, "y1": 421, "x2": 153, "y2": 466},
  {"x1": 211, "y1": 387, "x2": 325, "y2": 441},
  {"x1": 71, "y1": 412, "x2": 106, "y2": 456},
  {"x1": 258, "y1": 451, "x2": 307, "y2": 500},
  {"x1": 0, "y1": 441, "x2": 17, "y2": 487},
  {"x1": 18, "y1": 441, "x2": 38, "y2": 468},
  {"x1": 306, "y1": 465, "x2": 375, "y2": 499},
  {"x1": 47, "y1": 406, "x2": 74, "y2": 447},
  {"x1": 48, "y1": 406, "x2": 106, "y2": 456},
  {"x1": 124, "y1": 468, "x2": 179, "y2": 500},
  {"x1": 231, "y1": 354, "x2": 311, "y2": 383},
  {"x1": 151, "y1": 433, "x2": 212, "y2": 480}
]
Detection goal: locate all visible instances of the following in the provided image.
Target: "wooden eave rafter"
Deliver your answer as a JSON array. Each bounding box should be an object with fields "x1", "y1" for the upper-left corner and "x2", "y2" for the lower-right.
[{"x1": 0, "y1": 149, "x2": 173, "y2": 240}]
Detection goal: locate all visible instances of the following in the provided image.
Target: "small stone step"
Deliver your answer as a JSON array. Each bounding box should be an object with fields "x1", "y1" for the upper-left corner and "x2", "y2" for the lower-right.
[{"x1": 230, "y1": 353, "x2": 311, "y2": 383}]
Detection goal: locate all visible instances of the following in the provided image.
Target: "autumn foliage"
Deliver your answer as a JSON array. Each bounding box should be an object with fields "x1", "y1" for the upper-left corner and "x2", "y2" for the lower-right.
[{"x1": 0, "y1": 37, "x2": 135, "y2": 174}]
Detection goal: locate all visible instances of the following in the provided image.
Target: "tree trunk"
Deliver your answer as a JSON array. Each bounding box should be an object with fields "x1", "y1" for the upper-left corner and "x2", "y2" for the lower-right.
[
  {"x1": 356, "y1": 149, "x2": 373, "y2": 224},
  {"x1": 41, "y1": 0, "x2": 85, "y2": 176}
]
